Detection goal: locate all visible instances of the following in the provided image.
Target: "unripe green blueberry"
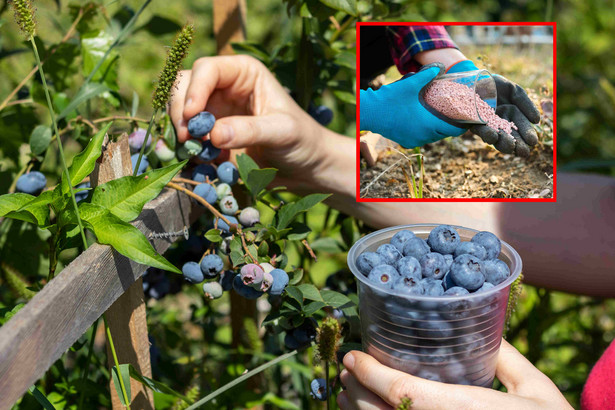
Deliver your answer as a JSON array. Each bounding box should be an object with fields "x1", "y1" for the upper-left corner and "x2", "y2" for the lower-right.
[
  {"x1": 238, "y1": 207, "x2": 260, "y2": 227},
  {"x1": 216, "y1": 183, "x2": 232, "y2": 200},
  {"x1": 219, "y1": 195, "x2": 238, "y2": 215},
  {"x1": 203, "y1": 281, "x2": 223, "y2": 299},
  {"x1": 177, "y1": 139, "x2": 203, "y2": 159},
  {"x1": 155, "y1": 140, "x2": 175, "y2": 162},
  {"x1": 260, "y1": 263, "x2": 275, "y2": 274}
]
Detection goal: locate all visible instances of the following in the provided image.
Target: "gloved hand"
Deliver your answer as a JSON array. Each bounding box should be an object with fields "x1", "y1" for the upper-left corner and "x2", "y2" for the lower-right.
[
  {"x1": 360, "y1": 63, "x2": 465, "y2": 148},
  {"x1": 448, "y1": 60, "x2": 541, "y2": 157}
]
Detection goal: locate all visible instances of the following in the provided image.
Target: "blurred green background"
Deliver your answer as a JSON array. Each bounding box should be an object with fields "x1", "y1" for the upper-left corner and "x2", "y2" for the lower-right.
[{"x1": 1, "y1": 0, "x2": 614, "y2": 408}]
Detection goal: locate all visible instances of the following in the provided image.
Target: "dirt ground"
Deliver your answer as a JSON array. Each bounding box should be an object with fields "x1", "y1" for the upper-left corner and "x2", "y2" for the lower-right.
[{"x1": 360, "y1": 132, "x2": 554, "y2": 199}]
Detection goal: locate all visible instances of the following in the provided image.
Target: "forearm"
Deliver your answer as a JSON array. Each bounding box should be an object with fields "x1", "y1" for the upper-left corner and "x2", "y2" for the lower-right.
[
  {"x1": 316, "y1": 132, "x2": 615, "y2": 297},
  {"x1": 414, "y1": 48, "x2": 468, "y2": 70}
]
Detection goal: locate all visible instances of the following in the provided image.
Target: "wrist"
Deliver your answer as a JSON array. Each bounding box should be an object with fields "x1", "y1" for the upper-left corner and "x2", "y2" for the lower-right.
[
  {"x1": 312, "y1": 128, "x2": 356, "y2": 199},
  {"x1": 415, "y1": 48, "x2": 468, "y2": 70}
]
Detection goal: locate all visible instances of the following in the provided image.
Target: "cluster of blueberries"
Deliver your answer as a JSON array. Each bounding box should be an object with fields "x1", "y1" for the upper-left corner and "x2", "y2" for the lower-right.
[
  {"x1": 356, "y1": 225, "x2": 510, "y2": 296},
  {"x1": 15, "y1": 170, "x2": 47, "y2": 195}
]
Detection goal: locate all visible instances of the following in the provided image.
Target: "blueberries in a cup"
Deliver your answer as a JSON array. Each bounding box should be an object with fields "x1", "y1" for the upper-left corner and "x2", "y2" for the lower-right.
[
  {"x1": 395, "y1": 256, "x2": 422, "y2": 282},
  {"x1": 449, "y1": 254, "x2": 485, "y2": 291},
  {"x1": 444, "y1": 286, "x2": 470, "y2": 296},
  {"x1": 376, "y1": 243, "x2": 402, "y2": 265},
  {"x1": 396, "y1": 276, "x2": 424, "y2": 295},
  {"x1": 482, "y1": 259, "x2": 510, "y2": 285},
  {"x1": 356, "y1": 252, "x2": 385, "y2": 276},
  {"x1": 471, "y1": 231, "x2": 501, "y2": 260},
  {"x1": 427, "y1": 224, "x2": 460, "y2": 254},
  {"x1": 421, "y1": 278, "x2": 445, "y2": 296}
]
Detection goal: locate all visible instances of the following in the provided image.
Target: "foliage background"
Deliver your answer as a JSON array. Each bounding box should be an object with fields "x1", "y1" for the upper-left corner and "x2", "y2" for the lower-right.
[{"x1": 0, "y1": 0, "x2": 614, "y2": 409}]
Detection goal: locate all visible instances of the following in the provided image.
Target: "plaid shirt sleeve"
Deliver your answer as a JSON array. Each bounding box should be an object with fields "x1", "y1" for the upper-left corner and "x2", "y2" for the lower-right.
[{"x1": 386, "y1": 26, "x2": 458, "y2": 74}]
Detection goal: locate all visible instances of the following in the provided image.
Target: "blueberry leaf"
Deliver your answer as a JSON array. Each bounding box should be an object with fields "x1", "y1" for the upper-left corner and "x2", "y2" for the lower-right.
[
  {"x1": 320, "y1": 290, "x2": 354, "y2": 308},
  {"x1": 285, "y1": 286, "x2": 304, "y2": 306},
  {"x1": 246, "y1": 168, "x2": 277, "y2": 197},
  {"x1": 65, "y1": 122, "x2": 112, "y2": 190},
  {"x1": 79, "y1": 203, "x2": 180, "y2": 273},
  {"x1": 303, "y1": 301, "x2": 326, "y2": 316},
  {"x1": 276, "y1": 193, "x2": 330, "y2": 230},
  {"x1": 236, "y1": 154, "x2": 259, "y2": 186},
  {"x1": 29, "y1": 125, "x2": 52, "y2": 156},
  {"x1": 204, "y1": 229, "x2": 222, "y2": 243},
  {"x1": 319, "y1": 0, "x2": 357, "y2": 15},
  {"x1": 111, "y1": 364, "x2": 131, "y2": 406},
  {"x1": 296, "y1": 284, "x2": 323, "y2": 302},
  {"x1": 91, "y1": 160, "x2": 186, "y2": 222},
  {"x1": 287, "y1": 222, "x2": 311, "y2": 241}
]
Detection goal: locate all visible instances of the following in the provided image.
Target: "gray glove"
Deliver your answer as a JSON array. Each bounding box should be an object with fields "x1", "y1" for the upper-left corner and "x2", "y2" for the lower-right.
[{"x1": 470, "y1": 75, "x2": 541, "y2": 157}]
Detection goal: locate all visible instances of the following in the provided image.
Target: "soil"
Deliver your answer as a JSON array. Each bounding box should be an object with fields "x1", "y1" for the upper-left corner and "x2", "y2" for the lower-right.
[{"x1": 359, "y1": 132, "x2": 554, "y2": 199}]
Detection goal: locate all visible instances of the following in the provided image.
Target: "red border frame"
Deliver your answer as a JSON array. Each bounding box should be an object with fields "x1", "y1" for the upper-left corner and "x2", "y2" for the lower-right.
[{"x1": 356, "y1": 22, "x2": 557, "y2": 203}]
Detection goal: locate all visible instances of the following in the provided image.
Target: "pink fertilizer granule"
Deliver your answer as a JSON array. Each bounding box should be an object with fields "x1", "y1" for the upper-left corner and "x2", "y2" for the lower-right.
[{"x1": 424, "y1": 81, "x2": 517, "y2": 135}]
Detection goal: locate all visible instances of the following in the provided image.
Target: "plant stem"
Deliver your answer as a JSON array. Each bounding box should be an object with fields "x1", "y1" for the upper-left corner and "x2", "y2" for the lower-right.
[
  {"x1": 185, "y1": 350, "x2": 298, "y2": 409},
  {"x1": 30, "y1": 38, "x2": 88, "y2": 250},
  {"x1": 325, "y1": 360, "x2": 331, "y2": 410},
  {"x1": 133, "y1": 110, "x2": 158, "y2": 176},
  {"x1": 104, "y1": 316, "x2": 131, "y2": 409},
  {"x1": 78, "y1": 318, "x2": 100, "y2": 410}
]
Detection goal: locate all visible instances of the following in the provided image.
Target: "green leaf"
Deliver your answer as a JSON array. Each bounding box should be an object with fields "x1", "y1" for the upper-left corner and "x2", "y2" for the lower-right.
[
  {"x1": 162, "y1": 114, "x2": 176, "y2": 150},
  {"x1": 79, "y1": 203, "x2": 180, "y2": 273},
  {"x1": 310, "y1": 237, "x2": 343, "y2": 253},
  {"x1": 257, "y1": 241, "x2": 269, "y2": 257},
  {"x1": 29, "y1": 125, "x2": 52, "y2": 156},
  {"x1": 231, "y1": 42, "x2": 271, "y2": 64},
  {"x1": 127, "y1": 364, "x2": 191, "y2": 403},
  {"x1": 0, "y1": 191, "x2": 53, "y2": 227},
  {"x1": 28, "y1": 385, "x2": 56, "y2": 410},
  {"x1": 57, "y1": 83, "x2": 109, "y2": 120},
  {"x1": 91, "y1": 161, "x2": 186, "y2": 222},
  {"x1": 320, "y1": 289, "x2": 354, "y2": 308},
  {"x1": 139, "y1": 15, "x2": 182, "y2": 36},
  {"x1": 319, "y1": 0, "x2": 357, "y2": 16},
  {"x1": 296, "y1": 283, "x2": 323, "y2": 302},
  {"x1": 334, "y1": 51, "x2": 356, "y2": 70},
  {"x1": 66, "y1": 122, "x2": 112, "y2": 188},
  {"x1": 111, "y1": 364, "x2": 131, "y2": 406},
  {"x1": 303, "y1": 301, "x2": 326, "y2": 316},
  {"x1": 287, "y1": 222, "x2": 311, "y2": 241},
  {"x1": 204, "y1": 229, "x2": 222, "y2": 243},
  {"x1": 333, "y1": 89, "x2": 356, "y2": 105},
  {"x1": 288, "y1": 268, "x2": 303, "y2": 285},
  {"x1": 276, "y1": 193, "x2": 331, "y2": 230},
  {"x1": 246, "y1": 168, "x2": 277, "y2": 197},
  {"x1": 0, "y1": 303, "x2": 25, "y2": 325},
  {"x1": 230, "y1": 251, "x2": 246, "y2": 267},
  {"x1": 236, "y1": 154, "x2": 259, "y2": 187},
  {"x1": 81, "y1": 30, "x2": 119, "y2": 91},
  {"x1": 285, "y1": 286, "x2": 303, "y2": 306}
]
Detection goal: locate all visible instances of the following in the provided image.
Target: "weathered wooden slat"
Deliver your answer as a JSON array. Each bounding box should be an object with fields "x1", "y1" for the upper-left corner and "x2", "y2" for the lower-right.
[
  {"x1": 213, "y1": 0, "x2": 247, "y2": 55},
  {"x1": 0, "y1": 186, "x2": 193, "y2": 409},
  {"x1": 93, "y1": 135, "x2": 154, "y2": 409}
]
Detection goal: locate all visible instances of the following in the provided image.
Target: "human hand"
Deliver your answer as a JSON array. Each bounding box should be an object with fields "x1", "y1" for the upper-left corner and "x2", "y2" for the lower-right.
[
  {"x1": 448, "y1": 60, "x2": 541, "y2": 157},
  {"x1": 337, "y1": 339, "x2": 572, "y2": 410},
  {"x1": 359, "y1": 63, "x2": 466, "y2": 149},
  {"x1": 168, "y1": 55, "x2": 339, "y2": 193}
]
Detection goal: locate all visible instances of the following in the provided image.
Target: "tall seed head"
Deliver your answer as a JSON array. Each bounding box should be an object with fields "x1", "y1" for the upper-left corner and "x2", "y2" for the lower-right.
[
  {"x1": 152, "y1": 23, "x2": 194, "y2": 110},
  {"x1": 10, "y1": 0, "x2": 36, "y2": 40},
  {"x1": 315, "y1": 317, "x2": 341, "y2": 363}
]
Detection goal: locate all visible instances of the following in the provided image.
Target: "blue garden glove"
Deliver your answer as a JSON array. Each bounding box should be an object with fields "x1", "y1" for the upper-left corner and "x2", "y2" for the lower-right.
[
  {"x1": 360, "y1": 63, "x2": 465, "y2": 149},
  {"x1": 448, "y1": 60, "x2": 541, "y2": 157}
]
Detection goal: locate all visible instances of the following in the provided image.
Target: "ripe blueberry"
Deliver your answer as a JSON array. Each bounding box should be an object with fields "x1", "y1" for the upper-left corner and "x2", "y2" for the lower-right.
[
  {"x1": 309, "y1": 378, "x2": 328, "y2": 401},
  {"x1": 217, "y1": 161, "x2": 239, "y2": 185},
  {"x1": 128, "y1": 128, "x2": 151, "y2": 152},
  {"x1": 419, "y1": 252, "x2": 447, "y2": 280},
  {"x1": 308, "y1": 103, "x2": 334, "y2": 126},
  {"x1": 454, "y1": 241, "x2": 487, "y2": 260},
  {"x1": 192, "y1": 164, "x2": 217, "y2": 183},
  {"x1": 293, "y1": 319, "x2": 317, "y2": 345},
  {"x1": 402, "y1": 237, "x2": 430, "y2": 259},
  {"x1": 421, "y1": 278, "x2": 445, "y2": 296},
  {"x1": 477, "y1": 282, "x2": 495, "y2": 293},
  {"x1": 471, "y1": 231, "x2": 501, "y2": 260},
  {"x1": 187, "y1": 111, "x2": 216, "y2": 137},
  {"x1": 240, "y1": 263, "x2": 264, "y2": 287},
  {"x1": 396, "y1": 276, "x2": 424, "y2": 295},
  {"x1": 198, "y1": 140, "x2": 221, "y2": 161},
  {"x1": 376, "y1": 243, "x2": 402, "y2": 265},
  {"x1": 16, "y1": 171, "x2": 47, "y2": 195},
  {"x1": 482, "y1": 259, "x2": 510, "y2": 285},
  {"x1": 232, "y1": 274, "x2": 263, "y2": 299},
  {"x1": 215, "y1": 216, "x2": 238, "y2": 233},
  {"x1": 356, "y1": 252, "x2": 385, "y2": 276},
  {"x1": 284, "y1": 333, "x2": 301, "y2": 350},
  {"x1": 450, "y1": 254, "x2": 485, "y2": 291},
  {"x1": 74, "y1": 182, "x2": 91, "y2": 202},
  {"x1": 395, "y1": 256, "x2": 422, "y2": 282},
  {"x1": 182, "y1": 261, "x2": 205, "y2": 283},
  {"x1": 218, "y1": 270, "x2": 235, "y2": 291},
  {"x1": 367, "y1": 265, "x2": 400, "y2": 289},
  {"x1": 200, "y1": 254, "x2": 224, "y2": 278},
  {"x1": 427, "y1": 225, "x2": 460, "y2": 254},
  {"x1": 130, "y1": 154, "x2": 149, "y2": 176},
  {"x1": 193, "y1": 183, "x2": 217, "y2": 205},
  {"x1": 269, "y1": 268, "x2": 289, "y2": 296},
  {"x1": 238, "y1": 206, "x2": 260, "y2": 227},
  {"x1": 202, "y1": 281, "x2": 223, "y2": 299},
  {"x1": 443, "y1": 254, "x2": 453, "y2": 273},
  {"x1": 390, "y1": 230, "x2": 416, "y2": 253},
  {"x1": 444, "y1": 286, "x2": 470, "y2": 296},
  {"x1": 216, "y1": 183, "x2": 232, "y2": 200},
  {"x1": 219, "y1": 195, "x2": 238, "y2": 215}
]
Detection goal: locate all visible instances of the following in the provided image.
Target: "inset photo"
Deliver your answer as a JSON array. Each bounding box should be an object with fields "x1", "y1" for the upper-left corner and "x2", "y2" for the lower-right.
[{"x1": 357, "y1": 23, "x2": 555, "y2": 201}]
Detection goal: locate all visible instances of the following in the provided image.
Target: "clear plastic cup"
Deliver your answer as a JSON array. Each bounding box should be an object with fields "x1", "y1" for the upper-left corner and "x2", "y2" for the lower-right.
[
  {"x1": 421, "y1": 69, "x2": 497, "y2": 125},
  {"x1": 347, "y1": 224, "x2": 522, "y2": 387}
]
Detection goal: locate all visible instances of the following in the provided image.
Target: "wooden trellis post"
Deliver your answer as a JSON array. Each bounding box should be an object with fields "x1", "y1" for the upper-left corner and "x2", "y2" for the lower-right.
[{"x1": 91, "y1": 134, "x2": 154, "y2": 409}]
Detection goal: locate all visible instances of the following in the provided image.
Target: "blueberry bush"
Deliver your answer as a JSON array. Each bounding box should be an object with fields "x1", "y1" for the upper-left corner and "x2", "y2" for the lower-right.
[{"x1": 0, "y1": 0, "x2": 614, "y2": 409}]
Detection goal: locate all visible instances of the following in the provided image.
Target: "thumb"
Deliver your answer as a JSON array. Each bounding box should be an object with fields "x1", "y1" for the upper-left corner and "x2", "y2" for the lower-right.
[{"x1": 209, "y1": 113, "x2": 296, "y2": 150}]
